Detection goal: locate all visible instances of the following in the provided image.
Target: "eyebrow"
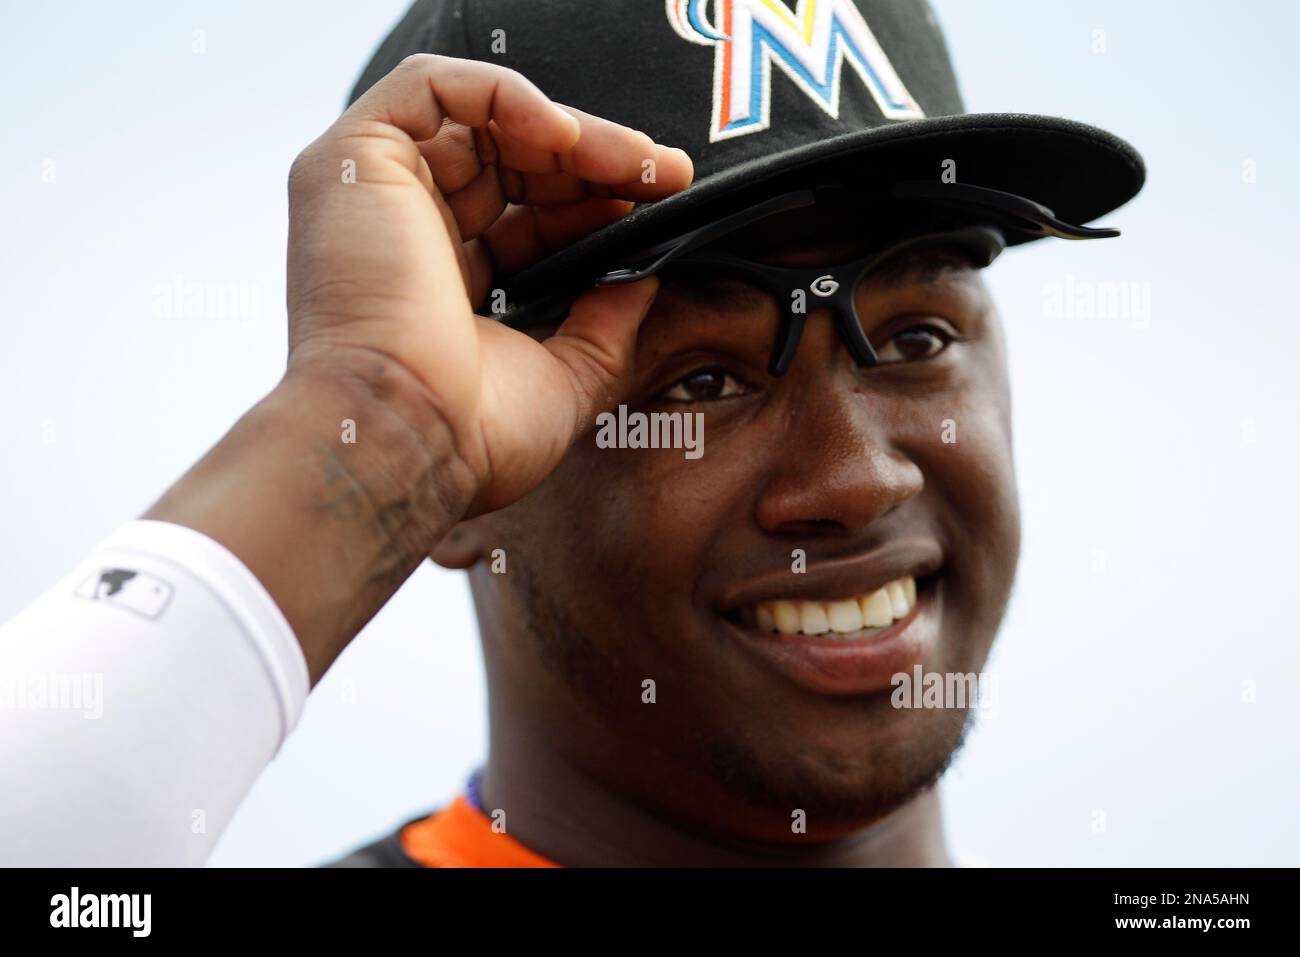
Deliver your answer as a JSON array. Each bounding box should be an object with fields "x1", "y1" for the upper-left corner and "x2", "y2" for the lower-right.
[{"x1": 661, "y1": 271, "x2": 772, "y2": 312}]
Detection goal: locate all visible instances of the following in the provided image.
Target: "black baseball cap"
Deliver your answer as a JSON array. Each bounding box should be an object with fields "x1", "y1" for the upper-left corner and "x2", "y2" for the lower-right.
[{"x1": 350, "y1": 0, "x2": 1145, "y2": 327}]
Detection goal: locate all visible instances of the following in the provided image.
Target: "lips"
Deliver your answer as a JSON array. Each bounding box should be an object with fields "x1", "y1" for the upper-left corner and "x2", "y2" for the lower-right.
[{"x1": 716, "y1": 540, "x2": 944, "y2": 696}]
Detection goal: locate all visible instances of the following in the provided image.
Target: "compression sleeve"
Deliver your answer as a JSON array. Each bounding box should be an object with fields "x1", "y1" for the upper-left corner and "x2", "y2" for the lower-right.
[{"x1": 0, "y1": 519, "x2": 309, "y2": 866}]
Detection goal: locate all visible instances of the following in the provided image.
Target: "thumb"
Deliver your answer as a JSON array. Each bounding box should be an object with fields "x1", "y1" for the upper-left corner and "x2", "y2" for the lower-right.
[{"x1": 543, "y1": 276, "x2": 660, "y2": 433}]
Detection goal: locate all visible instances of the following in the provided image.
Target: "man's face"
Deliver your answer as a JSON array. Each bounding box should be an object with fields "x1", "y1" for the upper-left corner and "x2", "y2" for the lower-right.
[{"x1": 466, "y1": 204, "x2": 1022, "y2": 843}]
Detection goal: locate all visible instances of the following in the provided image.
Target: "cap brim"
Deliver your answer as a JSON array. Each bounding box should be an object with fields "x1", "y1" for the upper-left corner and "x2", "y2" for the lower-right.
[{"x1": 499, "y1": 113, "x2": 1145, "y2": 326}]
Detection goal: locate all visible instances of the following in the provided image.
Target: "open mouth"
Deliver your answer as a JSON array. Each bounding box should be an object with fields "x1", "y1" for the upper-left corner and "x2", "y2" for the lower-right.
[
  {"x1": 720, "y1": 572, "x2": 942, "y2": 695},
  {"x1": 714, "y1": 547, "x2": 944, "y2": 694},
  {"x1": 724, "y1": 574, "x2": 928, "y2": 640}
]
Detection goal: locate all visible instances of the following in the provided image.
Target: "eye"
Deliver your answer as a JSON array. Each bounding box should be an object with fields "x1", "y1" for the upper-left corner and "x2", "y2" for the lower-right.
[
  {"x1": 874, "y1": 321, "x2": 958, "y2": 363},
  {"x1": 657, "y1": 366, "x2": 749, "y2": 403}
]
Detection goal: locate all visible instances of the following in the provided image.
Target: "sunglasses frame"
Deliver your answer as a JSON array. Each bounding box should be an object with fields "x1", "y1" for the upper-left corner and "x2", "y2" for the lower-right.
[
  {"x1": 499, "y1": 180, "x2": 1120, "y2": 375},
  {"x1": 637, "y1": 224, "x2": 1006, "y2": 375}
]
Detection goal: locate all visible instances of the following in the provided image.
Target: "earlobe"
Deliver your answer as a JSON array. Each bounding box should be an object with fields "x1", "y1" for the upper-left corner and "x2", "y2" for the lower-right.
[{"x1": 430, "y1": 521, "x2": 485, "y2": 570}]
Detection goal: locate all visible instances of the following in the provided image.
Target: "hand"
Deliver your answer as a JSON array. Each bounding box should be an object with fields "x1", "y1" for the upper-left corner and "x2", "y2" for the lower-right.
[{"x1": 284, "y1": 53, "x2": 693, "y2": 515}]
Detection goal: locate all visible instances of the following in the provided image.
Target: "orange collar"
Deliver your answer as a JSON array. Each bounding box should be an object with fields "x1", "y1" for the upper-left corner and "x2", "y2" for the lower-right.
[{"x1": 400, "y1": 795, "x2": 560, "y2": 868}]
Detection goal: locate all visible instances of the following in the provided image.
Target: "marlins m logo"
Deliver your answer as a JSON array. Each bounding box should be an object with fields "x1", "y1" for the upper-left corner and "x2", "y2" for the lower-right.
[{"x1": 666, "y1": 0, "x2": 925, "y2": 142}]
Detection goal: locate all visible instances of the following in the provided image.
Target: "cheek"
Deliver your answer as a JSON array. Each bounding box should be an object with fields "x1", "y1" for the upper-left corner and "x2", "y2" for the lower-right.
[
  {"x1": 940, "y1": 403, "x2": 1020, "y2": 558},
  {"x1": 901, "y1": 370, "x2": 1021, "y2": 642},
  {"x1": 503, "y1": 438, "x2": 744, "y2": 618}
]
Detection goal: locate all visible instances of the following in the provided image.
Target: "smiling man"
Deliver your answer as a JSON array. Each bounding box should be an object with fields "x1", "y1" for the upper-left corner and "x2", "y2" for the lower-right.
[
  {"x1": 391, "y1": 232, "x2": 1020, "y2": 867},
  {"x1": 0, "y1": 0, "x2": 1143, "y2": 867}
]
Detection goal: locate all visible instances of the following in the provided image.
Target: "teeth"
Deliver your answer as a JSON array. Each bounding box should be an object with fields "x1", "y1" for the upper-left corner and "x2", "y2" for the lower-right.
[
  {"x1": 859, "y1": 588, "x2": 894, "y2": 627},
  {"x1": 750, "y1": 576, "x2": 918, "y2": 637},
  {"x1": 799, "y1": 602, "x2": 830, "y2": 635},
  {"x1": 886, "y1": 580, "x2": 909, "y2": 618},
  {"x1": 773, "y1": 601, "x2": 801, "y2": 635},
  {"x1": 827, "y1": 599, "x2": 864, "y2": 633}
]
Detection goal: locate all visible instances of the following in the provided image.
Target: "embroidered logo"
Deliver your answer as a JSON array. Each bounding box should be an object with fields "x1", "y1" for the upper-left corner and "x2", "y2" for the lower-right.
[
  {"x1": 666, "y1": 0, "x2": 925, "y2": 142},
  {"x1": 75, "y1": 568, "x2": 173, "y2": 619}
]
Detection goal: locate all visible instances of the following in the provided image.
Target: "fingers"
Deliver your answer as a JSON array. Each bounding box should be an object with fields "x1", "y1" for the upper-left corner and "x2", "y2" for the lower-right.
[
  {"x1": 419, "y1": 113, "x2": 694, "y2": 211},
  {"x1": 463, "y1": 198, "x2": 633, "y2": 303},
  {"x1": 544, "y1": 278, "x2": 661, "y2": 431},
  {"x1": 478, "y1": 199, "x2": 635, "y2": 276},
  {"x1": 350, "y1": 52, "x2": 694, "y2": 236},
  {"x1": 413, "y1": 97, "x2": 696, "y2": 198},
  {"x1": 346, "y1": 53, "x2": 580, "y2": 155},
  {"x1": 437, "y1": 144, "x2": 692, "y2": 249},
  {"x1": 298, "y1": 52, "x2": 694, "y2": 331},
  {"x1": 428, "y1": 186, "x2": 477, "y2": 294},
  {"x1": 442, "y1": 165, "x2": 508, "y2": 241},
  {"x1": 419, "y1": 119, "x2": 482, "y2": 194},
  {"x1": 497, "y1": 144, "x2": 694, "y2": 205},
  {"x1": 555, "y1": 107, "x2": 679, "y2": 184},
  {"x1": 491, "y1": 114, "x2": 694, "y2": 195}
]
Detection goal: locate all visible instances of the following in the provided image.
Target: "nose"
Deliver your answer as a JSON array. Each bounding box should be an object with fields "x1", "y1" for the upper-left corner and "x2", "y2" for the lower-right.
[{"x1": 753, "y1": 351, "x2": 924, "y2": 538}]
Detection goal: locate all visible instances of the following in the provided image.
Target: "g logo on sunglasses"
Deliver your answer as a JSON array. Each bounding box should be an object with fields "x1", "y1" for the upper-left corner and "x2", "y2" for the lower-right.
[{"x1": 810, "y1": 275, "x2": 840, "y2": 297}]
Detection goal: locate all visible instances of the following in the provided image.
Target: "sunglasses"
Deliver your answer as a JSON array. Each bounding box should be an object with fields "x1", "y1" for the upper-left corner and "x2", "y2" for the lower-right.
[{"x1": 505, "y1": 181, "x2": 1120, "y2": 375}]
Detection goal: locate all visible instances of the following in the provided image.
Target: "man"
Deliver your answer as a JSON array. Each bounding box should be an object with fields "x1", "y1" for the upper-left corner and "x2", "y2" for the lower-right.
[{"x1": 0, "y1": 0, "x2": 1142, "y2": 867}]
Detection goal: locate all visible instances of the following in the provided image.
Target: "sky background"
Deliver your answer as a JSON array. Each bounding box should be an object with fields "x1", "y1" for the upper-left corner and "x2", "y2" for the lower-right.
[{"x1": 1, "y1": 0, "x2": 1296, "y2": 866}]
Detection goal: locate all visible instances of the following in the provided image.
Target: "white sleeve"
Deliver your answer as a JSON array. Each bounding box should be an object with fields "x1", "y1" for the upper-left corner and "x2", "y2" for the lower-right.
[{"x1": 0, "y1": 519, "x2": 309, "y2": 866}]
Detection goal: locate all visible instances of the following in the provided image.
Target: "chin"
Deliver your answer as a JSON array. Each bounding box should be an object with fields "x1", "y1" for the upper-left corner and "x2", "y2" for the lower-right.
[{"x1": 695, "y1": 698, "x2": 976, "y2": 837}]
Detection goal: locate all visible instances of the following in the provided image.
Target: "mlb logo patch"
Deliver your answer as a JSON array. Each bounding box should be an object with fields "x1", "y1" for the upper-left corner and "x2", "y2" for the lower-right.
[{"x1": 75, "y1": 567, "x2": 173, "y2": 620}]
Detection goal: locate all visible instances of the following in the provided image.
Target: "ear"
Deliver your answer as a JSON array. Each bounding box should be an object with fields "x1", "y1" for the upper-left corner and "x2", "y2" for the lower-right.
[{"x1": 430, "y1": 516, "x2": 491, "y2": 570}]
